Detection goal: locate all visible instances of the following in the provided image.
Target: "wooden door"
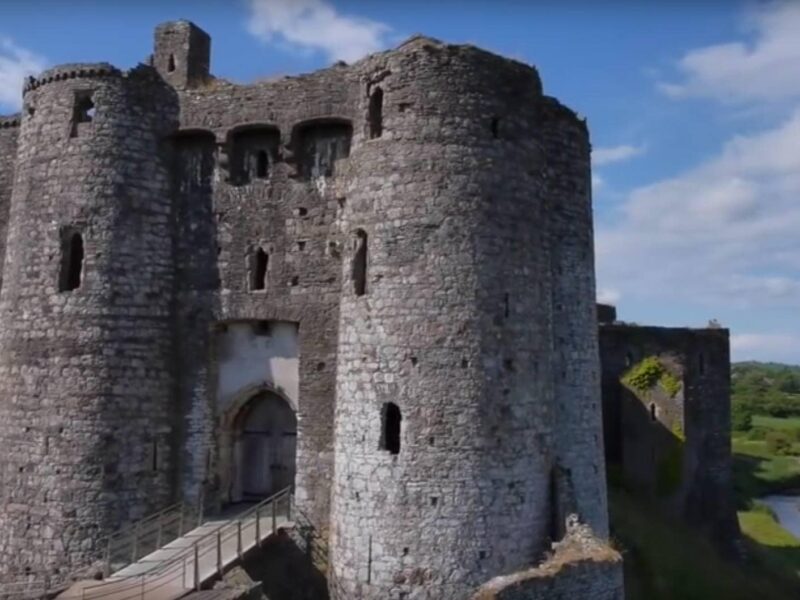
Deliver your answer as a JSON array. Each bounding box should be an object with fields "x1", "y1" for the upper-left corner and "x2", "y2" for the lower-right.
[{"x1": 239, "y1": 392, "x2": 297, "y2": 499}]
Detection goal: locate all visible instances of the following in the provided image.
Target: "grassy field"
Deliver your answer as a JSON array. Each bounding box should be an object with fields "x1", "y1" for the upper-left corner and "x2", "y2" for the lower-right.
[
  {"x1": 731, "y1": 417, "x2": 800, "y2": 590},
  {"x1": 753, "y1": 415, "x2": 800, "y2": 431},
  {"x1": 610, "y1": 414, "x2": 800, "y2": 599},
  {"x1": 738, "y1": 507, "x2": 800, "y2": 580},
  {"x1": 733, "y1": 432, "x2": 800, "y2": 498},
  {"x1": 610, "y1": 487, "x2": 800, "y2": 600}
]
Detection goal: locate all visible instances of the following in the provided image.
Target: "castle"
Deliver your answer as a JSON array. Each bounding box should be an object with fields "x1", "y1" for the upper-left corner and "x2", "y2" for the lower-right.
[
  {"x1": 0, "y1": 19, "x2": 634, "y2": 599},
  {"x1": 597, "y1": 305, "x2": 740, "y2": 553}
]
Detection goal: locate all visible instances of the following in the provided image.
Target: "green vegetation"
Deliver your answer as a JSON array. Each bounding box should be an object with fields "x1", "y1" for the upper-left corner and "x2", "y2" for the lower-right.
[
  {"x1": 612, "y1": 361, "x2": 800, "y2": 598},
  {"x1": 732, "y1": 362, "x2": 800, "y2": 430},
  {"x1": 622, "y1": 356, "x2": 682, "y2": 397},
  {"x1": 610, "y1": 487, "x2": 800, "y2": 600}
]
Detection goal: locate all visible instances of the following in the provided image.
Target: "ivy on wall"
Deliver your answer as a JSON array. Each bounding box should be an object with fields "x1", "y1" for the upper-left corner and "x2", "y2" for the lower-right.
[{"x1": 621, "y1": 356, "x2": 682, "y2": 398}]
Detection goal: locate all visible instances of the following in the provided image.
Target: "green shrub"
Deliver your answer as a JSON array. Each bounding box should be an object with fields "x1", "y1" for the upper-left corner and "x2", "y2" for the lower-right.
[
  {"x1": 765, "y1": 431, "x2": 793, "y2": 456},
  {"x1": 622, "y1": 356, "x2": 683, "y2": 398},
  {"x1": 732, "y1": 401, "x2": 754, "y2": 431},
  {"x1": 746, "y1": 426, "x2": 769, "y2": 441}
]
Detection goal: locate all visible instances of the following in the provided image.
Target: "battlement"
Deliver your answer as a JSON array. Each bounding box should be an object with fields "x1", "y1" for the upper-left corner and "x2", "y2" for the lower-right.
[
  {"x1": 23, "y1": 63, "x2": 122, "y2": 95},
  {"x1": 0, "y1": 115, "x2": 20, "y2": 129}
]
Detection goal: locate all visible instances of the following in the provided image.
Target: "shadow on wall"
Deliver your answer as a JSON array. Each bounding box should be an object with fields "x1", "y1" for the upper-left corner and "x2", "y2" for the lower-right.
[
  {"x1": 233, "y1": 531, "x2": 330, "y2": 600},
  {"x1": 616, "y1": 384, "x2": 686, "y2": 500}
]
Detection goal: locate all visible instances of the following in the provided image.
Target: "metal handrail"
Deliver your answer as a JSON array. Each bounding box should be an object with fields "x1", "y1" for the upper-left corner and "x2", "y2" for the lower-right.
[
  {"x1": 78, "y1": 486, "x2": 293, "y2": 600},
  {"x1": 1, "y1": 496, "x2": 203, "y2": 600}
]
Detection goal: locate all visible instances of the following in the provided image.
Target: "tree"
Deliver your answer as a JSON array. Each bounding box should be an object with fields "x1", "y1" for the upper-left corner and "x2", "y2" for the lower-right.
[{"x1": 731, "y1": 401, "x2": 754, "y2": 432}]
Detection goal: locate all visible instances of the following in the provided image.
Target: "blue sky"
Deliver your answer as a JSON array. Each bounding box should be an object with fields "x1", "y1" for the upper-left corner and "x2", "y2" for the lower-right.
[{"x1": 1, "y1": 0, "x2": 798, "y2": 363}]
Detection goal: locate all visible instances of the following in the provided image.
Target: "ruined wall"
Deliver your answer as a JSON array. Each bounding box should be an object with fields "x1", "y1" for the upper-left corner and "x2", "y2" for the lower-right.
[
  {"x1": 598, "y1": 319, "x2": 740, "y2": 548},
  {"x1": 0, "y1": 116, "x2": 18, "y2": 291},
  {"x1": 472, "y1": 518, "x2": 623, "y2": 600},
  {"x1": 0, "y1": 64, "x2": 179, "y2": 578},
  {"x1": 329, "y1": 37, "x2": 608, "y2": 599}
]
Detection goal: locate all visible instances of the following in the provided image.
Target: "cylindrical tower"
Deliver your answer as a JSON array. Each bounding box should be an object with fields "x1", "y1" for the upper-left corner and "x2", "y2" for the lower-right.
[
  {"x1": 541, "y1": 98, "x2": 610, "y2": 537},
  {"x1": 0, "y1": 63, "x2": 179, "y2": 579},
  {"x1": 330, "y1": 38, "x2": 606, "y2": 599}
]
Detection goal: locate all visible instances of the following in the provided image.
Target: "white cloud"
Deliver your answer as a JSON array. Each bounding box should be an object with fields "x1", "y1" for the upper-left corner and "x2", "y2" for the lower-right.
[
  {"x1": 596, "y1": 108, "x2": 800, "y2": 310},
  {"x1": 597, "y1": 288, "x2": 621, "y2": 305},
  {"x1": 731, "y1": 333, "x2": 800, "y2": 364},
  {"x1": 0, "y1": 37, "x2": 45, "y2": 111},
  {"x1": 592, "y1": 144, "x2": 646, "y2": 167},
  {"x1": 660, "y1": 1, "x2": 800, "y2": 103},
  {"x1": 246, "y1": 0, "x2": 391, "y2": 63}
]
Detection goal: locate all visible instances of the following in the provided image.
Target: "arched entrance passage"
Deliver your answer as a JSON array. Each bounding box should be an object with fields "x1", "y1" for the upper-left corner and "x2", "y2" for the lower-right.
[{"x1": 227, "y1": 390, "x2": 297, "y2": 503}]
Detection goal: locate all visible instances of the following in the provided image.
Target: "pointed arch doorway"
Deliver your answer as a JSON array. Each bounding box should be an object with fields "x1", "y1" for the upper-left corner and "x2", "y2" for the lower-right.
[{"x1": 229, "y1": 390, "x2": 297, "y2": 502}]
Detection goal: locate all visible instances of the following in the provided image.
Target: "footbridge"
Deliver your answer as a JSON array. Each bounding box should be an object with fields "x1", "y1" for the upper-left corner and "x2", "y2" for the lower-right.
[{"x1": 1, "y1": 488, "x2": 294, "y2": 600}]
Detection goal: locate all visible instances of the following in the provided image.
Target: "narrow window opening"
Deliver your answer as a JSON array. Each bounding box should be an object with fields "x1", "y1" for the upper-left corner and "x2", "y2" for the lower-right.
[
  {"x1": 75, "y1": 95, "x2": 95, "y2": 123},
  {"x1": 649, "y1": 403, "x2": 657, "y2": 422},
  {"x1": 70, "y1": 93, "x2": 96, "y2": 137},
  {"x1": 490, "y1": 117, "x2": 500, "y2": 139},
  {"x1": 503, "y1": 292, "x2": 510, "y2": 318},
  {"x1": 380, "y1": 402, "x2": 401, "y2": 455},
  {"x1": 152, "y1": 440, "x2": 159, "y2": 471},
  {"x1": 167, "y1": 54, "x2": 176, "y2": 73},
  {"x1": 255, "y1": 150, "x2": 269, "y2": 178},
  {"x1": 625, "y1": 352, "x2": 633, "y2": 367},
  {"x1": 698, "y1": 352, "x2": 705, "y2": 375},
  {"x1": 250, "y1": 247, "x2": 269, "y2": 291},
  {"x1": 549, "y1": 467, "x2": 563, "y2": 542},
  {"x1": 352, "y1": 229, "x2": 368, "y2": 296},
  {"x1": 368, "y1": 87, "x2": 383, "y2": 139},
  {"x1": 59, "y1": 231, "x2": 84, "y2": 292}
]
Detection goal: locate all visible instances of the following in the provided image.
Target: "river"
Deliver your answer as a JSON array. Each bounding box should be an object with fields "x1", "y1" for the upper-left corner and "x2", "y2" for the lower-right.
[{"x1": 761, "y1": 494, "x2": 800, "y2": 539}]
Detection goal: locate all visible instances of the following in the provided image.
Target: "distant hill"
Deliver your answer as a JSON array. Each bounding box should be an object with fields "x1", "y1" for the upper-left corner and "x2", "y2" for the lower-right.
[{"x1": 732, "y1": 362, "x2": 800, "y2": 422}]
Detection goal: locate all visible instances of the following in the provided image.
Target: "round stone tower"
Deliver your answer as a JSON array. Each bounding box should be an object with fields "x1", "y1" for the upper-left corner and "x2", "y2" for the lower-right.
[
  {"x1": 329, "y1": 38, "x2": 607, "y2": 599},
  {"x1": 0, "y1": 63, "x2": 179, "y2": 578}
]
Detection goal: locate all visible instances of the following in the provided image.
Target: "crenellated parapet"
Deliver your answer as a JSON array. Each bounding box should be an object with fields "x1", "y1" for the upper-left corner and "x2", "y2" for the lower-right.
[
  {"x1": 0, "y1": 115, "x2": 20, "y2": 129},
  {"x1": 23, "y1": 62, "x2": 122, "y2": 94}
]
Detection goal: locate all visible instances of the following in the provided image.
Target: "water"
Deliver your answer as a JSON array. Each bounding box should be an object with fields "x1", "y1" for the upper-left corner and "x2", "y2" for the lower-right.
[{"x1": 760, "y1": 494, "x2": 800, "y2": 539}]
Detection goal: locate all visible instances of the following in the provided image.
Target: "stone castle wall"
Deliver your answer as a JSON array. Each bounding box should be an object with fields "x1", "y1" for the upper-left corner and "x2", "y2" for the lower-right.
[
  {"x1": 0, "y1": 64, "x2": 180, "y2": 577},
  {"x1": 0, "y1": 116, "x2": 18, "y2": 290},
  {"x1": 598, "y1": 317, "x2": 740, "y2": 551},
  {"x1": 331, "y1": 38, "x2": 554, "y2": 599},
  {"x1": 472, "y1": 518, "x2": 623, "y2": 600},
  {"x1": 0, "y1": 21, "x2": 614, "y2": 596}
]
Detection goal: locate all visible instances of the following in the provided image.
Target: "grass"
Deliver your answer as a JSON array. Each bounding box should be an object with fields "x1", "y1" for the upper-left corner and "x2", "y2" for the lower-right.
[
  {"x1": 753, "y1": 415, "x2": 800, "y2": 431},
  {"x1": 610, "y1": 487, "x2": 800, "y2": 600},
  {"x1": 733, "y1": 436, "x2": 800, "y2": 498},
  {"x1": 738, "y1": 508, "x2": 800, "y2": 581}
]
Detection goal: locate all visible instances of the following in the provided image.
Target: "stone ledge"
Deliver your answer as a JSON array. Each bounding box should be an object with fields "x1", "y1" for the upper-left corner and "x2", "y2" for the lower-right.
[{"x1": 472, "y1": 516, "x2": 624, "y2": 600}]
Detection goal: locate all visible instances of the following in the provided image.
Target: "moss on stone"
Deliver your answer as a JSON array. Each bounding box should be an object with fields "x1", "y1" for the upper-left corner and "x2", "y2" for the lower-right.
[{"x1": 621, "y1": 356, "x2": 683, "y2": 398}]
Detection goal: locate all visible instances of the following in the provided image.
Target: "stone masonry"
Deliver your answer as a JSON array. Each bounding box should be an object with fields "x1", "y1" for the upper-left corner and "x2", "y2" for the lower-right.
[
  {"x1": 0, "y1": 21, "x2": 619, "y2": 599},
  {"x1": 598, "y1": 304, "x2": 741, "y2": 554}
]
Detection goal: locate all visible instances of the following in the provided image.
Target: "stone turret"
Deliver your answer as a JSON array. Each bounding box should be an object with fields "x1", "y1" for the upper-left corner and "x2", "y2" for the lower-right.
[
  {"x1": 0, "y1": 62, "x2": 179, "y2": 578},
  {"x1": 328, "y1": 36, "x2": 608, "y2": 598},
  {"x1": 153, "y1": 20, "x2": 211, "y2": 89}
]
